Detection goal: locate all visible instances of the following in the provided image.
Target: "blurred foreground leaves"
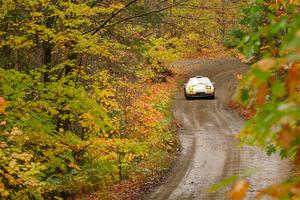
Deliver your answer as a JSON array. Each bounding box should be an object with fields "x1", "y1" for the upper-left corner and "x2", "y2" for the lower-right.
[{"x1": 233, "y1": 0, "x2": 300, "y2": 199}]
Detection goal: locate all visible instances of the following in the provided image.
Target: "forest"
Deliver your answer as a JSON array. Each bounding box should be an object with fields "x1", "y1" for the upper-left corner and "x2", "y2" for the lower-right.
[{"x1": 0, "y1": 0, "x2": 299, "y2": 199}]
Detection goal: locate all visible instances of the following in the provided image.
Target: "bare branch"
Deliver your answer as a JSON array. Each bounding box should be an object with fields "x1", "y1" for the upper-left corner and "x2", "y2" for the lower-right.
[
  {"x1": 172, "y1": 15, "x2": 213, "y2": 21},
  {"x1": 102, "y1": 2, "x2": 183, "y2": 29},
  {"x1": 87, "y1": 0, "x2": 138, "y2": 35},
  {"x1": 84, "y1": 0, "x2": 185, "y2": 35},
  {"x1": 176, "y1": 4, "x2": 241, "y2": 10}
]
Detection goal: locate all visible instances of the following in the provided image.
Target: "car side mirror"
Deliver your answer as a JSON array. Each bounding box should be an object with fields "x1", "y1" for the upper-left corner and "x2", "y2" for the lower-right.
[{"x1": 212, "y1": 82, "x2": 215, "y2": 85}]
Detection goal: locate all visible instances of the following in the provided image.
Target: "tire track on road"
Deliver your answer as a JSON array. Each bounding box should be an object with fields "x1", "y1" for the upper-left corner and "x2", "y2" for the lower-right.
[{"x1": 144, "y1": 57, "x2": 290, "y2": 200}]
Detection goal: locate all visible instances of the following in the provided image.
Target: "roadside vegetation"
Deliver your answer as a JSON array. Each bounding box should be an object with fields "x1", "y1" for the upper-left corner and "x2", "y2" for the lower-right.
[
  {"x1": 0, "y1": 1, "x2": 182, "y2": 199},
  {"x1": 230, "y1": 0, "x2": 300, "y2": 199},
  {"x1": 0, "y1": 0, "x2": 243, "y2": 199},
  {"x1": 5, "y1": 0, "x2": 297, "y2": 199}
]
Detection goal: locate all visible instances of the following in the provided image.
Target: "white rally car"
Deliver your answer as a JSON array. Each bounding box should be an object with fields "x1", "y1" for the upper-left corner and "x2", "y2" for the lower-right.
[{"x1": 184, "y1": 76, "x2": 215, "y2": 100}]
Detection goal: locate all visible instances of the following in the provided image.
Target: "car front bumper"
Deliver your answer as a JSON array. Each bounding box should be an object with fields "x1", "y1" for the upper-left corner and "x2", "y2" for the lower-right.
[{"x1": 186, "y1": 92, "x2": 214, "y2": 98}]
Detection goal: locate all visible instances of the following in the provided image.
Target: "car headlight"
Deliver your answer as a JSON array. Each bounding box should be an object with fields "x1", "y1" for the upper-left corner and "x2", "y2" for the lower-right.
[
  {"x1": 188, "y1": 86, "x2": 194, "y2": 91},
  {"x1": 206, "y1": 85, "x2": 212, "y2": 89}
]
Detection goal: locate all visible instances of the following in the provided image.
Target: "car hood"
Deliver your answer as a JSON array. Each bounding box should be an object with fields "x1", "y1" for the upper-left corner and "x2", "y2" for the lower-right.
[{"x1": 186, "y1": 83, "x2": 213, "y2": 87}]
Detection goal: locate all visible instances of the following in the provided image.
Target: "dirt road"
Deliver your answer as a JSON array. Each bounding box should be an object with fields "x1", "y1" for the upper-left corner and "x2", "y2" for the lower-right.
[{"x1": 144, "y1": 57, "x2": 291, "y2": 200}]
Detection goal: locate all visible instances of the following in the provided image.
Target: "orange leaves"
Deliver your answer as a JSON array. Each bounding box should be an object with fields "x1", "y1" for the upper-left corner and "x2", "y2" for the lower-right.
[
  {"x1": 234, "y1": 1, "x2": 300, "y2": 199},
  {"x1": 0, "y1": 97, "x2": 7, "y2": 114},
  {"x1": 290, "y1": 184, "x2": 300, "y2": 197},
  {"x1": 135, "y1": 78, "x2": 176, "y2": 128},
  {"x1": 242, "y1": 58, "x2": 277, "y2": 107},
  {"x1": 256, "y1": 182, "x2": 300, "y2": 199},
  {"x1": 234, "y1": 73, "x2": 243, "y2": 81},
  {"x1": 256, "y1": 183, "x2": 291, "y2": 199},
  {"x1": 287, "y1": 0, "x2": 300, "y2": 6},
  {"x1": 256, "y1": 83, "x2": 268, "y2": 107},
  {"x1": 294, "y1": 139, "x2": 300, "y2": 166},
  {"x1": 68, "y1": 162, "x2": 81, "y2": 171},
  {"x1": 256, "y1": 58, "x2": 276, "y2": 72},
  {"x1": 247, "y1": 58, "x2": 300, "y2": 108},
  {"x1": 287, "y1": 62, "x2": 300, "y2": 95},
  {"x1": 295, "y1": 147, "x2": 300, "y2": 166},
  {"x1": 227, "y1": 180, "x2": 250, "y2": 200},
  {"x1": 278, "y1": 128, "x2": 295, "y2": 149},
  {"x1": 277, "y1": 125, "x2": 300, "y2": 151}
]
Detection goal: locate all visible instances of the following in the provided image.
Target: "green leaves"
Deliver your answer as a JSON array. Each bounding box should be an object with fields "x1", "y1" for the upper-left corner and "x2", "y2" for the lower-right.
[
  {"x1": 0, "y1": 0, "x2": 185, "y2": 198},
  {"x1": 233, "y1": 1, "x2": 300, "y2": 198},
  {"x1": 271, "y1": 81, "x2": 285, "y2": 98},
  {"x1": 240, "y1": 89, "x2": 249, "y2": 104},
  {"x1": 209, "y1": 175, "x2": 238, "y2": 193},
  {"x1": 142, "y1": 35, "x2": 183, "y2": 68}
]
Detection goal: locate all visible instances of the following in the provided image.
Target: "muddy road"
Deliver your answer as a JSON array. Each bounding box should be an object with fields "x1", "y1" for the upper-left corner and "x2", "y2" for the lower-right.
[{"x1": 144, "y1": 57, "x2": 291, "y2": 200}]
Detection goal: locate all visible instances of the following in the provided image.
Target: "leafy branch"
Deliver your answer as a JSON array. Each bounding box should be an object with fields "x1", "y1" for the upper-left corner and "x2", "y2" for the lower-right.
[
  {"x1": 86, "y1": 1, "x2": 184, "y2": 35},
  {"x1": 87, "y1": 0, "x2": 139, "y2": 35}
]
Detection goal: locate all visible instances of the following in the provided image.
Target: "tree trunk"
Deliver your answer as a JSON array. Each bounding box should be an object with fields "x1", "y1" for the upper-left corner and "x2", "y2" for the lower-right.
[{"x1": 43, "y1": 43, "x2": 52, "y2": 82}]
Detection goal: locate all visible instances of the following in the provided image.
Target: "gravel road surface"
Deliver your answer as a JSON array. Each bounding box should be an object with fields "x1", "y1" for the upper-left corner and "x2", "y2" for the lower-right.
[{"x1": 144, "y1": 57, "x2": 291, "y2": 200}]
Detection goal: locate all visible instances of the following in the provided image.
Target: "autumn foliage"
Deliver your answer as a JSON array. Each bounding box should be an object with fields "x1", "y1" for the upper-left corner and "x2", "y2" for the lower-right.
[
  {"x1": 233, "y1": 0, "x2": 300, "y2": 199},
  {"x1": 0, "y1": 0, "x2": 187, "y2": 199}
]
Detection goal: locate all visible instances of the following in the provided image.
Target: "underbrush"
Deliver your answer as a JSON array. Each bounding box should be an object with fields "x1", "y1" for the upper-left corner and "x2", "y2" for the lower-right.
[{"x1": 0, "y1": 67, "x2": 181, "y2": 200}]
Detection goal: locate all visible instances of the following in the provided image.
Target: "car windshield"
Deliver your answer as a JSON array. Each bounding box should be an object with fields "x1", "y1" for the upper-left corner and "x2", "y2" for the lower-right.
[{"x1": 188, "y1": 77, "x2": 211, "y2": 85}]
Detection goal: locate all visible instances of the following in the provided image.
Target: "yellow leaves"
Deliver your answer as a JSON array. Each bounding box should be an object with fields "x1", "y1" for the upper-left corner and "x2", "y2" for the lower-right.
[
  {"x1": 68, "y1": 163, "x2": 81, "y2": 171},
  {"x1": 0, "y1": 31, "x2": 6, "y2": 37},
  {"x1": 66, "y1": 3, "x2": 95, "y2": 17},
  {"x1": 126, "y1": 153, "x2": 135, "y2": 162},
  {"x1": 80, "y1": 112, "x2": 102, "y2": 135},
  {"x1": 8, "y1": 159, "x2": 17, "y2": 170},
  {"x1": 92, "y1": 3, "x2": 124, "y2": 15},
  {"x1": 10, "y1": 152, "x2": 33, "y2": 162},
  {"x1": 72, "y1": 35, "x2": 113, "y2": 58},
  {"x1": 3, "y1": 173, "x2": 18, "y2": 186},
  {"x1": 0, "y1": 0, "x2": 18, "y2": 14},
  {"x1": 0, "y1": 128, "x2": 46, "y2": 196},
  {"x1": 1, "y1": 35, "x2": 35, "y2": 49},
  {"x1": 0, "y1": 181, "x2": 9, "y2": 197},
  {"x1": 26, "y1": 22, "x2": 55, "y2": 41},
  {"x1": 87, "y1": 138, "x2": 147, "y2": 164},
  {"x1": 235, "y1": 73, "x2": 243, "y2": 81},
  {"x1": 6, "y1": 127, "x2": 23, "y2": 141},
  {"x1": 110, "y1": 3, "x2": 125, "y2": 10},
  {"x1": 227, "y1": 179, "x2": 250, "y2": 200},
  {"x1": 144, "y1": 35, "x2": 183, "y2": 67},
  {"x1": 30, "y1": 11, "x2": 43, "y2": 18}
]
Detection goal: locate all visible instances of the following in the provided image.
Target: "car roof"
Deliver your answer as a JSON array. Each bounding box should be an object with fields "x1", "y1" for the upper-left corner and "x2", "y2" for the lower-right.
[{"x1": 188, "y1": 76, "x2": 211, "y2": 84}]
